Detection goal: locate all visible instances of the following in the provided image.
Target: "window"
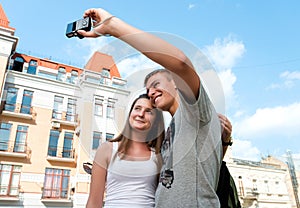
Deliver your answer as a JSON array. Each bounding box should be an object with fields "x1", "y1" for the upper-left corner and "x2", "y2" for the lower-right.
[
  {"x1": 13, "y1": 125, "x2": 28, "y2": 153},
  {"x1": 11, "y1": 57, "x2": 24, "y2": 72},
  {"x1": 0, "y1": 164, "x2": 21, "y2": 196},
  {"x1": 52, "y1": 96, "x2": 63, "y2": 119},
  {"x1": 106, "y1": 133, "x2": 114, "y2": 141},
  {"x1": 252, "y1": 179, "x2": 258, "y2": 191},
  {"x1": 100, "y1": 68, "x2": 111, "y2": 84},
  {"x1": 238, "y1": 176, "x2": 244, "y2": 197},
  {"x1": 20, "y1": 90, "x2": 33, "y2": 114},
  {"x1": 70, "y1": 70, "x2": 78, "y2": 84},
  {"x1": 27, "y1": 60, "x2": 38, "y2": 75},
  {"x1": 94, "y1": 98, "x2": 103, "y2": 117},
  {"x1": 57, "y1": 67, "x2": 66, "y2": 82},
  {"x1": 62, "y1": 132, "x2": 74, "y2": 158},
  {"x1": 264, "y1": 180, "x2": 269, "y2": 193},
  {"x1": 42, "y1": 168, "x2": 70, "y2": 199},
  {"x1": 0, "y1": 123, "x2": 12, "y2": 151},
  {"x1": 5, "y1": 87, "x2": 18, "y2": 112},
  {"x1": 106, "y1": 101, "x2": 114, "y2": 119},
  {"x1": 92, "y1": 131, "x2": 102, "y2": 150},
  {"x1": 48, "y1": 130, "x2": 60, "y2": 157},
  {"x1": 101, "y1": 68, "x2": 110, "y2": 78},
  {"x1": 66, "y1": 98, "x2": 76, "y2": 122}
]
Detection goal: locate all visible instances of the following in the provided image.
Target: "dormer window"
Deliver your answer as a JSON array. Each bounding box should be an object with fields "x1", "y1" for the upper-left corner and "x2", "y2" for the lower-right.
[
  {"x1": 27, "y1": 60, "x2": 38, "y2": 75},
  {"x1": 70, "y1": 70, "x2": 78, "y2": 84},
  {"x1": 11, "y1": 57, "x2": 24, "y2": 72},
  {"x1": 57, "y1": 67, "x2": 66, "y2": 82},
  {"x1": 101, "y1": 68, "x2": 110, "y2": 78}
]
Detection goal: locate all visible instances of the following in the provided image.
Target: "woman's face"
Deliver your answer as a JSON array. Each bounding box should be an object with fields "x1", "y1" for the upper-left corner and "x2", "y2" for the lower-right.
[{"x1": 129, "y1": 98, "x2": 156, "y2": 132}]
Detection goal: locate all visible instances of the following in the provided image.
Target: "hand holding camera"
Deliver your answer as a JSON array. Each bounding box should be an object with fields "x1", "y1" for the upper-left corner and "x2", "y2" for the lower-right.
[
  {"x1": 65, "y1": 17, "x2": 92, "y2": 39},
  {"x1": 66, "y1": 8, "x2": 115, "y2": 39}
]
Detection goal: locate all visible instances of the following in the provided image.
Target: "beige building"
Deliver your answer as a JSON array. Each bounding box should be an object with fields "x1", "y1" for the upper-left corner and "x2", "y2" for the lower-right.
[
  {"x1": 0, "y1": 4, "x2": 129, "y2": 207},
  {"x1": 0, "y1": 4, "x2": 18, "y2": 98},
  {"x1": 225, "y1": 148, "x2": 300, "y2": 208}
]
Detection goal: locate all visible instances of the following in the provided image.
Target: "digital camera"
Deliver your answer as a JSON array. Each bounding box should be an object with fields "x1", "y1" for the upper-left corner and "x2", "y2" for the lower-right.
[{"x1": 66, "y1": 17, "x2": 92, "y2": 39}]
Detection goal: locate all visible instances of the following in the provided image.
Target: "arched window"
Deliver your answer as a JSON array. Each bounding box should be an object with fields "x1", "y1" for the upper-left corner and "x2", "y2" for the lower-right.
[
  {"x1": 57, "y1": 67, "x2": 66, "y2": 81},
  {"x1": 70, "y1": 70, "x2": 78, "y2": 84},
  {"x1": 11, "y1": 57, "x2": 25, "y2": 72},
  {"x1": 27, "y1": 60, "x2": 38, "y2": 75}
]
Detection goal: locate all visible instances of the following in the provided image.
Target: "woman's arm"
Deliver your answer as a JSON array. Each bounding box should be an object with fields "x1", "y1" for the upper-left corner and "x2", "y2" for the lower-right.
[
  {"x1": 86, "y1": 142, "x2": 111, "y2": 208},
  {"x1": 86, "y1": 163, "x2": 107, "y2": 208}
]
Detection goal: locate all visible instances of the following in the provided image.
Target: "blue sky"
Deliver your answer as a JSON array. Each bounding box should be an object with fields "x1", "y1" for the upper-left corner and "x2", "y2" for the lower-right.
[{"x1": 2, "y1": 0, "x2": 300, "y2": 166}]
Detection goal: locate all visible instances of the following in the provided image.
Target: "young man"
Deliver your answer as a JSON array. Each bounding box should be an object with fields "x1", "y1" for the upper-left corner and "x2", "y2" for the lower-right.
[{"x1": 79, "y1": 8, "x2": 232, "y2": 207}]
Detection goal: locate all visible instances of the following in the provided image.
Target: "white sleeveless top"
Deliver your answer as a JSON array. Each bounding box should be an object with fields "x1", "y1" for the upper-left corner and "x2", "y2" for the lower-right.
[{"x1": 104, "y1": 142, "x2": 159, "y2": 208}]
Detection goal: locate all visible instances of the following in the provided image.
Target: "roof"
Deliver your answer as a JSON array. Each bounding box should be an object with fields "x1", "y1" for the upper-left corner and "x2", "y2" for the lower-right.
[
  {"x1": 84, "y1": 51, "x2": 121, "y2": 78},
  {"x1": 233, "y1": 157, "x2": 286, "y2": 171},
  {"x1": 12, "y1": 53, "x2": 83, "y2": 73},
  {"x1": 0, "y1": 4, "x2": 15, "y2": 30}
]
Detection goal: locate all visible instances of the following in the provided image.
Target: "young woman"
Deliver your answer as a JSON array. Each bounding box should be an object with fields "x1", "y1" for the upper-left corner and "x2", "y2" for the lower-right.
[{"x1": 86, "y1": 94, "x2": 165, "y2": 208}]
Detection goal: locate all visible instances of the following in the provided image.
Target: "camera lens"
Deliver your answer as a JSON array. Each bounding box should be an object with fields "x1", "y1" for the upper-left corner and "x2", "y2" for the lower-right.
[{"x1": 82, "y1": 20, "x2": 87, "y2": 26}]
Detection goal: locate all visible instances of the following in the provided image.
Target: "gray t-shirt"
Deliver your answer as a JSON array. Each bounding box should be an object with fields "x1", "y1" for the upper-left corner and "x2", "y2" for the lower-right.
[{"x1": 155, "y1": 84, "x2": 222, "y2": 208}]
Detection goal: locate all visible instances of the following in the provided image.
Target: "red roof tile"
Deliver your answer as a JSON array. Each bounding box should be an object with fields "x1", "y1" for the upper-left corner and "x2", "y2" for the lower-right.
[
  {"x1": 12, "y1": 53, "x2": 83, "y2": 74},
  {"x1": 0, "y1": 4, "x2": 15, "y2": 30},
  {"x1": 85, "y1": 51, "x2": 121, "y2": 78}
]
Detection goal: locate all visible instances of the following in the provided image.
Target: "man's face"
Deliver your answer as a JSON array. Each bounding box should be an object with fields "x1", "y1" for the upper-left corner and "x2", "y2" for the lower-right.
[{"x1": 145, "y1": 72, "x2": 177, "y2": 112}]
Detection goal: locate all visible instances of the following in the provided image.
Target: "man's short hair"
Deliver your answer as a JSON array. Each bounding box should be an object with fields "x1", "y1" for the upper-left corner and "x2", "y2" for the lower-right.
[{"x1": 144, "y1": 69, "x2": 173, "y2": 87}]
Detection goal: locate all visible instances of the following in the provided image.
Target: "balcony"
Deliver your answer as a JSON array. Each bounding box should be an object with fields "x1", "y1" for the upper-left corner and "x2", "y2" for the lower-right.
[
  {"x1": 0, "y1": 140, "x2": 31, "y2": 159},
  {"x1": 240, "y1": 189, "x2": 259, "y2": 208},
  {"x1": 51, "y1": 111, "x2": 78, "y2": 127},
  {"x1": 1, "y1": 102, "x2": 37, "y2": 120},
  {"x1": 79, "y1": 70, "x2": 127, "y2": 89},
  {"x1": 46, "y1": 146, "x2": 77, "y2": 163},
  {"x1": 41, "y1": 188, "x2": 73, "y2": 205},
  {"x1": 0, "y1": 183, "x2": 23, "y2": 202}
]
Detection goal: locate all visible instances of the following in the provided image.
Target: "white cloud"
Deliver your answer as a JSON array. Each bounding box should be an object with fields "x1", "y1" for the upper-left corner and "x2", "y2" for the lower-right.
[
  {"x1": 235, "y1": 102, "x2": 300, "y2": 140},
  {"x1": 266, "y1": 83, "x2": 282, "y2": 90},
  {"x1": 280, "y1": 70, "x2": 300, "y2": 80},
  {"x1": 117, "y1": 54, "x2": 161, "y2": 78},
  {"x1": 233, "y1": 110, "x2": 245, "y2": 118},
  {"x1": 188, "y1": 4, "x2": 196, "y2": 10},
  {"x1": 203, "y1": 35, "x2": 245, "y2": 110},
  {"x1": 267, "y1": 70, "x2": 300, "y2": 90},
  {"x1": 232, "y1": 139, "x2": 261, "y2": 161},
  {"x1": 63, "y1": 37, "x2": 111, "y2": 67},
  {"x1": 204, "y1": 34, "x2": 245, "y2": 70},
  {"x1": 217, "y1": 69, "x2": 237, "y2": 109}
]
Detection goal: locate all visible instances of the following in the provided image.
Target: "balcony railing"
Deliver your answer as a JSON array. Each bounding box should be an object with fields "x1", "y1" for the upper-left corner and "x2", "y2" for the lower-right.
[
  {"x1": 46, "y1": 146, "x2": 76, "y2": 163},
  {"x1": 41, "y1": 187, "x2": 73, "y2": 203},
  {"x1": 1, "y1": 102, "x2": 37, "y2": 120},
  {"x1": 0, "y1": 185, "x2": 22, "y2": 201},
  {"x1": 80, "y1": 70, "x2": 127, "y2": 89},
  {"x1": 0, "y1": 140, "x2": 31, "y2": 158},
  {"x1": 242, "y1": 188, "x2": 259, "y2": 200},
  {"x1": 41, "y1": 187, "x2": 69, "y2": 200},
  {"x1": 51, "y1": 110, "x2": 78, "y2": 127}
]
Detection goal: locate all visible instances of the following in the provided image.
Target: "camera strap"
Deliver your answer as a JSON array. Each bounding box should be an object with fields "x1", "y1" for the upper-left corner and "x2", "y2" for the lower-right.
[{"x1": 93, "y1": 15, "x2": 115, "y2": 37}]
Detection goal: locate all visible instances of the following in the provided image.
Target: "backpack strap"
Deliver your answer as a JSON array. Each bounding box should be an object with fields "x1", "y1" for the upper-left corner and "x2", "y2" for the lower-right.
[{"x1": 216, "y1": 161, "x2": 241, "y2": 208}]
